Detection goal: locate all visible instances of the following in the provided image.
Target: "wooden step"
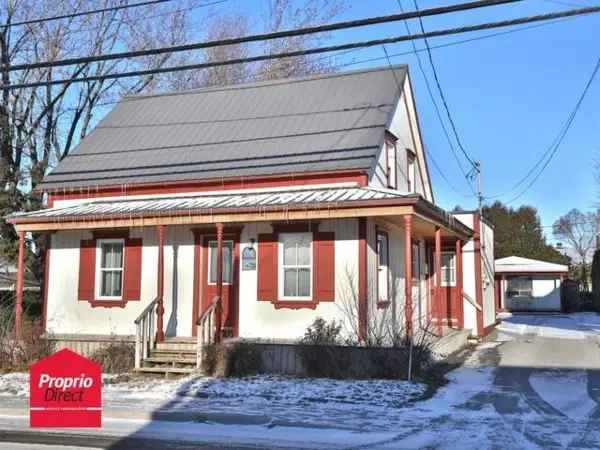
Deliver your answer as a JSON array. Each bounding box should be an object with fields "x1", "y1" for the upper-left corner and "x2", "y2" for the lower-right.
[
  {"x1": 143, "y1": 356, "x2": 196, "y2": 366},
  {"x1": 150, "y1": 349, "x2": 196, "y2": 359},
  {"x1": 135, "y1": 366, "x2": 195, "y2": 375},
  {"x1": 156, "y1": 341, "x2": 196, "y2": 351}
]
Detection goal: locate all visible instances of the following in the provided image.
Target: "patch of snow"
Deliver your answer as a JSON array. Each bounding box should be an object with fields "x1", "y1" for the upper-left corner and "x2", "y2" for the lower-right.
[{"x1": 529, "y1": 370, "x2": 596, "y2": 420}]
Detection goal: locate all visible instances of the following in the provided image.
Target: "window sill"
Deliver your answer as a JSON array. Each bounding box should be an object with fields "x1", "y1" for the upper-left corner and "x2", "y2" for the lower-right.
[
  {"x1": 377, "y1": 300, "x2": 390, "y2": 309},
  {"x1": 82, "y1": 299, "x2": 128, "y2": 308},
  {"x1": 259, "y1": 298, "x2": 319, "y2": 310}
]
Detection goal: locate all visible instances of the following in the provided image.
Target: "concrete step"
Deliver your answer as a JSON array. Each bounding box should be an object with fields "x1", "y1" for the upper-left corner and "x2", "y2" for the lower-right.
[
  {"x1": 135, "y1": 366, "x2": 195, "y2": 375},
  {"x1": 143, "y1": 357, "x2": 196, "y2": 366}
]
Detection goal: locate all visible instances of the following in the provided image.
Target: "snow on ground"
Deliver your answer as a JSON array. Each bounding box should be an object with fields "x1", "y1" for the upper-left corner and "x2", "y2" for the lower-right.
[{"x1": 495, "y1": 312, "x2": 600, "y2": 341}]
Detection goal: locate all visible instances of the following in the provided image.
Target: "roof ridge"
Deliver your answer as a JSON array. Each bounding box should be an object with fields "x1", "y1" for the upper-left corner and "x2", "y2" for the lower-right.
[{"x1": 121, "y1": 64, "x2": 408, "y2": 102}]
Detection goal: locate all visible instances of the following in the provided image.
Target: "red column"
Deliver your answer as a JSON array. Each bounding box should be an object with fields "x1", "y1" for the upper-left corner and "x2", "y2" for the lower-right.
[
  {"x1": 155, "y1": 225, "x2": 165, "y2": 343},
  {"x1": 434, "y1": 227, "x2": 442, "y2": 336},
  {"x1": 215, "y1": 222, "x2": 224, "y2": 344},
  {"x1": 455, "y1": 239, "x2": 463, "y2": 329},
  {"x1": 14, "y1": 231, "x2": 25, "y2": 340},
  {"x1": 358, "y1": 218, "x2": 368, "y2": 342},
  {"x1": 403, "y1": 215, "x2": 413, "y2": 340}
]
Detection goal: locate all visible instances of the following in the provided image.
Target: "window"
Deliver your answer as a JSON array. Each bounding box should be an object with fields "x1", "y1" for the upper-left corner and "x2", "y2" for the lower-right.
[
  {"x1": 507, "y1": 277, "x2": 533, "y2": 298},
  {"x1": 441, "y1": 252, "x2": 456, "y2": 286},
  {"x1": 407, "y1": 151, "x2": 416, "y2": 193},
  {"x1": 96, "y1": 239, "x2": 124, "y2": 299},
  {"x1": 279, "y1": 233, "x2": 312, "y2": 299},
  {"x1": 377, "y1": 231, "x2": 389, "y2": 302},
  {"x1": 208, "y1": 240, "x2": 233, "y2": 284},
  {"x1": 386, "y1": 142, "x2": 397, "y2": 189}
]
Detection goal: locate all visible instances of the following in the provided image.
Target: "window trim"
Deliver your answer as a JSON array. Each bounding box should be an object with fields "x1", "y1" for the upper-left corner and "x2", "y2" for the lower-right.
[
  {"x1": 207, "y1": 239, "x2": 234, "y2": 285},
  {"x1": 376, "y1": 229, "x2": 390, "y2": 308},
  {"x1": 407, "y1": 149, "x2": 416, "y2": 193},
  {"x1": 386, "y1": 141, "x2": 397, "y2": 189},
  {"x1": 277, "y1": 232, "x2": 313, "y2": 301},
  {"x1": 95, "y1": 238, "x2": 125, "y2": 301},
  {"x1": 441, "y1": 251, "x2": 456, "y2": 287}
]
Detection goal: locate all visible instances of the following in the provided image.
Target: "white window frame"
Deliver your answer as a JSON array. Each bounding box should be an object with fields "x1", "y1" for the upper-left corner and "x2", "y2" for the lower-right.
[
  {"x1": 441, "y1": 251, "x2": 456, "y2": 287},
  {"x1": 95, "y1": 238, "x2": 125, "y2": 300},
  {"x1": 278, "y1": 232, "x2": 313, "y2": 301},
  {"x1": 207, "y1": 240, "x2": 234, "y2": 285},
  {"x1": 407, "y1": 150, "x2": 416, "y2": 193},
  {"x1": 386, "y1": 142, "x2": 397, "y2": 189}
]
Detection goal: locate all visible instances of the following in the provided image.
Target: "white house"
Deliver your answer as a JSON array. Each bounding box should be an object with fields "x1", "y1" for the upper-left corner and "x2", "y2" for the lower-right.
[
  {"x1": 8, "y1": 66, "x2": 496, "y2": 374},
  {"x1": 494, "y1": 256, "x2": 568, "y2": 312}
]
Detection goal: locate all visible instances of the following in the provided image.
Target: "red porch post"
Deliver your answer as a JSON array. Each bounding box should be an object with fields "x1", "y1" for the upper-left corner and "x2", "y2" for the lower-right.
[
  {"x1": 14, "y1": 231, "x2": 25, "y2": 340},
  {"x1": 434, "y1": 227, "x2": 442, "y2": 336},
  {"x1": 155, "y1": 225, "x2": 165, "y2": 343},
  {"x1": 403, "y1": 215, "x2": 413, "y2": 340},
  {"x1": 214, "y1": 222, "x2": 224, "y2": 344},
  {"x1": 455, "y1": 239, "x2": 464, "y2": 329}
]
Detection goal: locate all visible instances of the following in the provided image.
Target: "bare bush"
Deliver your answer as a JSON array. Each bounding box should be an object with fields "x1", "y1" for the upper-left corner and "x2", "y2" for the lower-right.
[{"x1": 90, "y1": 339, "x2": 135, "y2": 374}]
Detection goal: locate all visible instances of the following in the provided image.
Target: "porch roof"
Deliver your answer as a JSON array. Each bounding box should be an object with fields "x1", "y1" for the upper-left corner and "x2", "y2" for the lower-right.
[{"x1": 8, "y1": 185, "x2": 473, "y2": 238}]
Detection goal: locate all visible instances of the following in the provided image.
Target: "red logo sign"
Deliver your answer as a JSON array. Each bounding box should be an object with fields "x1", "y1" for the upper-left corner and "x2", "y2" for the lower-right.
[{"x1": 30, "y1": 348, "x2": 102, "y2": 427}]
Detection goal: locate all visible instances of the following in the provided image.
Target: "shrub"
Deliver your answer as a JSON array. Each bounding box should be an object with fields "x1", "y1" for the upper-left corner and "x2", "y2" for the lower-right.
[
  {"x1": 0, "y1": 304, "x2": 54, "y2": 371},
  {"x1": 300, "y1": 317, "x2": 342, "y2": 345},
  {"x1": 201, "y1": 341, "x2": 262, "y2": 377},
  {"x1": 90, "y1": 340, "x2": 135, "y2": 373}
]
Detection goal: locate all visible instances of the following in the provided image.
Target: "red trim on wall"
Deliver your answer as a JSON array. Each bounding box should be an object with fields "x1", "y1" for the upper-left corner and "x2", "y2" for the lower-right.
[
  {"x1": 473, "y1": 213, "x2": 484, "y2": 337},
  {"x1": 358, "y1": 218, "x2": 368, "y2": 341},
  {"x1": 256, "y1": 224, "x2": 335, "y2": 310},
  {"x1": 46, "y1": 171, "x2": 369, "y2": 204},
  {"x1": 192, "y1": 230, "x2": 240, "y2": 337},
  {"x1": 77, "y1": 229, "x2": 143, "y2": 308}
]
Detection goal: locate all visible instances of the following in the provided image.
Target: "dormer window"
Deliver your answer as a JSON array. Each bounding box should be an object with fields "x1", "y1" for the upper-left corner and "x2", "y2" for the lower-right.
[{"x1": 386, "y1": 141, "x2": 397, "y2": 189}]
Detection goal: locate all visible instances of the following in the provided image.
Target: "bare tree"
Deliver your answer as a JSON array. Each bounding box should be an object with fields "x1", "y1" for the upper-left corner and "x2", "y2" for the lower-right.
[{"x1": 553, "y1": 209, "x2": 599, "y2": 288}]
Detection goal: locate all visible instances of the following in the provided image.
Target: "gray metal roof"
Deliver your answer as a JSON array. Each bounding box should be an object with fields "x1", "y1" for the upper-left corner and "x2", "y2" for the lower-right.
[
  {"x1": 39, "y1": 65, "x2": 407, "y2": 191},
  {"x1": 12, "y1": 186, "x2": 410, "y2": 221}
]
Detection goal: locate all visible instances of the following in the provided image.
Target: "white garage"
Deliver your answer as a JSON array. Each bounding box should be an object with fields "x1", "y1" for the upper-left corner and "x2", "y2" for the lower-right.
[{"x1": 495, "y1": 256, "x2": 568, "y2": 312}]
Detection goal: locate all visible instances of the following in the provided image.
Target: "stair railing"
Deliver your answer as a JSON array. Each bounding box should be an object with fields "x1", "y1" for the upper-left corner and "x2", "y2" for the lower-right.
[
  {"x1": 195, "y1": 295, "x2": 220, "y2": 369},
  {"x1": 134, "y1": 297, "x2": 158, "y2": 370}
]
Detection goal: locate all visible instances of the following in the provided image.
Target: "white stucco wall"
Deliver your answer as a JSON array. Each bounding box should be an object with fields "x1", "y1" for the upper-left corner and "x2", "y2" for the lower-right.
[
  {"x1": 502, "y1": 276, "x2": 562, "y2": 311},
  {"x1": 481, "y1": 220, "x2": 496, "y2": 328},
  {"x1": 45, "y1": 219, "x2": 363, "y2": 342}
]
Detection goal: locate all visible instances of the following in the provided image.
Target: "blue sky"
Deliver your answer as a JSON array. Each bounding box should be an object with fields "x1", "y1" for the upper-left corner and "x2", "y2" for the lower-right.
[
  {"x1": 349, "y1": 0, "x2": 599, "y2": 238},
  {"x1": 229, "y1": 0, "x2": 599, "y2": 241}
]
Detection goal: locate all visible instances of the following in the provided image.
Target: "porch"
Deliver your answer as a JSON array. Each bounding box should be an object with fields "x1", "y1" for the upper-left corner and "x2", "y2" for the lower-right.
[{"x1": 8, "y1": 185, "x2": 474, "y2": 374}]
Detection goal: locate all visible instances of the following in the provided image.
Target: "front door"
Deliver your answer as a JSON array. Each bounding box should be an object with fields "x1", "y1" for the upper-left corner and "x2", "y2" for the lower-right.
[{"x1": 197, "y1": 233, "x2": 240, "y2": 337}]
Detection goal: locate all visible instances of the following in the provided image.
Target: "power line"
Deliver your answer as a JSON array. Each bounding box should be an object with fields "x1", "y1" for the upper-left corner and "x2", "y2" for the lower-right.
[
  {"x1": 504, "y1": 57, "x2": 600, "y2": 205},
  {"x1": 5, "y1": 4, "x2": 600, "y2": 90},
  {"x1": 393, "y1": 0, "x2": 476, "y2": 197},
  {"x1": 1, "y1": 0, "x2": 176, "y2": 29},
  {"x1": 7, "y1": 0, "x2": 522, "y2": 72},
  {"x1": 412, "y1": 0, "x2": 478, "y2": 171}
]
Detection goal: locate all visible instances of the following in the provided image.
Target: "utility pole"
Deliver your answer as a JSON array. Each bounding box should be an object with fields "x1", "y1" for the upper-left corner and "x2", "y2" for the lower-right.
[{"x1": 474, "y1": 160, "x2": 483, "y2": 216}]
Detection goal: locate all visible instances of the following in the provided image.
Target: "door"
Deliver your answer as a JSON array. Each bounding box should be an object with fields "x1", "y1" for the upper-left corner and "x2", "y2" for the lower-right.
[{"x1": 199, "y1": 234, "x2": 240, "y2": 337}]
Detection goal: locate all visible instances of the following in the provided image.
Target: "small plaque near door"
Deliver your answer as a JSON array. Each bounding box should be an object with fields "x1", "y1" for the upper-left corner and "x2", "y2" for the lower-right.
[{"x1": 242, "y1": 246, "x2": 256, "y2": 271}]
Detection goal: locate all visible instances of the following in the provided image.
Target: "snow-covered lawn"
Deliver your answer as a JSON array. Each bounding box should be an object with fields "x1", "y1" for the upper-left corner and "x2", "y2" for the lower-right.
[{"x1": 0, "y1": 372, "x2": 426, "y2": 431}]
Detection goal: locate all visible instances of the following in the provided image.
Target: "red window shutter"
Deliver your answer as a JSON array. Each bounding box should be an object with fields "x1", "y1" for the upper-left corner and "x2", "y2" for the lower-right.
[
  {"x1": 78, "y1": 239, "x2": 96, "y2": 301},
  {"x1": 257, "y1": 234, "x2": 277, "y2": 301},
  {"x1": 315, "y1": 232, "x2": 335, "y2": 302},
  {"x1": 123, "y1": 238, "x2": 143, "y2": 301}
]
